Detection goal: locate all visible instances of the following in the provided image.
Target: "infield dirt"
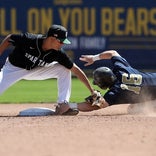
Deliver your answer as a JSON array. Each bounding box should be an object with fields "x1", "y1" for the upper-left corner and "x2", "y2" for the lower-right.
[{"x1": 0, "y1": 103, "x2": 156, "y2": 156}]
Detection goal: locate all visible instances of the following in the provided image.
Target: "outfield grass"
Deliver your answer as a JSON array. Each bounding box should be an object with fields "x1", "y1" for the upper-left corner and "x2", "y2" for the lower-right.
[{"x1": 0, "y1": 78, "x2": 103, "y2": 103}]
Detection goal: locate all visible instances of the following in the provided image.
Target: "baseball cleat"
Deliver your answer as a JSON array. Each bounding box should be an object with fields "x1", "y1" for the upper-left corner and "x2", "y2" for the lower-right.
[
  {"x1": 62, "y1": 108, "x2": 79, "y2": 115},
  {"x1": 55, "y1": 103, "x2": 79, "y2": 115}
]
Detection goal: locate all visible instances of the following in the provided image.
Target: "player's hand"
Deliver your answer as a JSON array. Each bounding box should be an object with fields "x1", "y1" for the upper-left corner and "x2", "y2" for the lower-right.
[
  {"x1": 85, "y1": 90, "x2": 105, "y2": 108},
  {"x1": 79, "y1": 55, "x2": 94, "y2": 66}
]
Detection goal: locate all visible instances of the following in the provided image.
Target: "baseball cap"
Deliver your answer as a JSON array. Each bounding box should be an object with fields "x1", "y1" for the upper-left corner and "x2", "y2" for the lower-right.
[{"x1": 47, "y1": 24, "x2": 71, "y2": 44}]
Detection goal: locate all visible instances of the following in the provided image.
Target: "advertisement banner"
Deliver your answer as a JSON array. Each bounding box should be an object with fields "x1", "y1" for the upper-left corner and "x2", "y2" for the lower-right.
[{"x1": 0, "y1": 0, "x2": 156, "y2": 70}]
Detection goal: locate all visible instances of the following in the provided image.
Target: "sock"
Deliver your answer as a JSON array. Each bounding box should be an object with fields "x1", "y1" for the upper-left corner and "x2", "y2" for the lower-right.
[{"x1": 68, "y1": 103, "x2": 78, "y2": 109}]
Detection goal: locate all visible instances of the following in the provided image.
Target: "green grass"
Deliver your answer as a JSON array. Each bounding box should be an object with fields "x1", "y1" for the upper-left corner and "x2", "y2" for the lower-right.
[{"x1": 0, "y1": 78, "x2": 103, "y2": 103}]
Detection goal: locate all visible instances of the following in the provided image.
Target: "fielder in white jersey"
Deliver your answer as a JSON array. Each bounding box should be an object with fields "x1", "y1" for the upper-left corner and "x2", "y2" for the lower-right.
[{"x1": 0, "y1": 24, "x2": 94, "y2": 115}]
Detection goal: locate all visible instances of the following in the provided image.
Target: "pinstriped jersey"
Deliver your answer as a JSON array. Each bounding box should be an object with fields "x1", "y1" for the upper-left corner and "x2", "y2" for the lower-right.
[
  {"x1": 104, "y1": 56, "x2": 156, "y2": 105},
  {"x1": 8, "y1": 33, "x2": 73, "y2": 70}
]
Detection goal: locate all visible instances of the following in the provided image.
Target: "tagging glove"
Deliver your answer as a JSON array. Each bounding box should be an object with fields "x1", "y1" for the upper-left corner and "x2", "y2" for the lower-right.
[{"x1": 85, "y1": 90, "x2": 105, "y2": 108}]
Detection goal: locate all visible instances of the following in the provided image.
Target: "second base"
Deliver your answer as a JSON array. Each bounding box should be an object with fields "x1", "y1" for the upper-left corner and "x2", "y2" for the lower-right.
[{"x1": 19, "y1": 107, "x2": 56, "y2": 116}]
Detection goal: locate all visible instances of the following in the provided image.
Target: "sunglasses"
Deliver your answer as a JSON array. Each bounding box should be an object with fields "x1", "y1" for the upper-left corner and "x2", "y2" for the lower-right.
[{"x1": 56, "y1": 38, "x2": 64, "y2": 44}]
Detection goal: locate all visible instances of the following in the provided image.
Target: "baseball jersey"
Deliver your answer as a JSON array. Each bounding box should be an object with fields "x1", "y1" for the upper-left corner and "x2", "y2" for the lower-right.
[
  {"x1": 8, "y1": 33, "x2": 73, "y2": 70},
  {"x1": 104, "y1": 56, "x2": 156, "y2": 105}
]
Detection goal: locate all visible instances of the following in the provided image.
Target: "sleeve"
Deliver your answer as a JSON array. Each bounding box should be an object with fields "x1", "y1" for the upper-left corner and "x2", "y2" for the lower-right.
[
  {"x1": 104, "y1": 91, "x2": 116, "y2": 105},
  {"x1": 104, "y1": 89, "x2": 125, "y2": 105},
  {"x1": 111, "y1": 56, "x2": 131, "y2": 68},
  {"x1": 9, "y1": 33, "x2": 26, "y2": 46},
  {"x1": 57, "y1": 52, "x2": 73, "y2": 69}
]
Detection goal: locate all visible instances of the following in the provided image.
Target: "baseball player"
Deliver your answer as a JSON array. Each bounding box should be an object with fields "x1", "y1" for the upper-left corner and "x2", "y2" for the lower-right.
[
  {"x1": 57, "y1": 50, "x2": 156, "y2": 113},
  {"x1": 0, "y1": 24, "x2": 95, "y2": 115}
]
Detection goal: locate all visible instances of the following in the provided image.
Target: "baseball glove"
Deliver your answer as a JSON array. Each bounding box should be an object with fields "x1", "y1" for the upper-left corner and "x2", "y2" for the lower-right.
[{"x1": 85, "y1": 90, "x2": 105, "y2": 108}]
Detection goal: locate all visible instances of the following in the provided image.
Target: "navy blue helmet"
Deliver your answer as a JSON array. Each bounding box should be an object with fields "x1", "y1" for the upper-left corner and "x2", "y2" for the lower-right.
[{"x1": 93, "y1": 67, "x2": 116, "y2": 89}]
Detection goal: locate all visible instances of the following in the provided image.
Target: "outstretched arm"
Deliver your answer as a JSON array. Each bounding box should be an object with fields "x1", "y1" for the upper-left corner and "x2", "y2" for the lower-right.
[
  {"x1": 55, "y1": 100, "x2": 109, "y2": 115},
  {"x1": 77, "y1": 99, "x2": 109, "y2": 112},
  {"x1": 0, "y1": 34, "x2": 12, "y2": 56},
  {"x1": 71, "y1": 63, "x2": 94, "y2": 94},
  {"x1": 56, "y1": 97, "x2": 109, "y2": 114},
  {"x1": 55, "y1": 90, "x2": 109, "y2": 115},
  {"x1": 79, "y1": 50, "x2": 120, "y2": 66}
]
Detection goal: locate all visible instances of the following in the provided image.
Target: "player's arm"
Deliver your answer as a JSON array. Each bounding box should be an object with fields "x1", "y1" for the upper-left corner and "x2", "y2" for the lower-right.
[
  {"x1": 76, "y1": 98, "x2": 109, "y2": 112},
  {"x1": 0, "y1": 34, "x2": 12, "y2": 56},
  {"x1": 71, "y1": 63, "x2": 94, "y2": 94},
  {"x1": 79, "y1": 50, "x2": 120, "y2": 66},
  {"x1": 55, "y1": 89, "x2": 109, "y2": 114},
  {"x1": 77, "y1": 90, "x2": 109, "y2": 111},
  {"x1": 57, "y1": 94, "x2": 109, "y2": 114}
]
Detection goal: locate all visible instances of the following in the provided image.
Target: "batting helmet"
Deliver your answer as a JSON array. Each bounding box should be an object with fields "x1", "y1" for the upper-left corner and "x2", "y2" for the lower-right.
[{"x1": 93, "y1": 67, "x2": 116, "y2": 89}]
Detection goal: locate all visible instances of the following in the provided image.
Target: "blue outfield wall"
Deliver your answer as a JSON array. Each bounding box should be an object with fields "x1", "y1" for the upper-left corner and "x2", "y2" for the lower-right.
[{"x1": 0, "y1": 0, "x2": 156, "y2": 70}]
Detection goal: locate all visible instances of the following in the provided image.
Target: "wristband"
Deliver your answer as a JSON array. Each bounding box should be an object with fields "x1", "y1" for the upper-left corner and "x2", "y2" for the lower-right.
[{"x1": 92, "y1": 54, "x2": 100, "y2": 62}]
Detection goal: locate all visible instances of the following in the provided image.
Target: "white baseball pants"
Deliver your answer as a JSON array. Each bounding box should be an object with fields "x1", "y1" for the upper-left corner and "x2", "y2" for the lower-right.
[{"x1": 0, "y1": 60, "x2": 71, "y2": 103}]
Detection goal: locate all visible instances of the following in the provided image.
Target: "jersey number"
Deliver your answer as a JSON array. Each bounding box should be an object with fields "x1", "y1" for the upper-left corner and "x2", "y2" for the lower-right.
[{"x1": 121, "y1": 73, "x2": 142, "y2": 94}]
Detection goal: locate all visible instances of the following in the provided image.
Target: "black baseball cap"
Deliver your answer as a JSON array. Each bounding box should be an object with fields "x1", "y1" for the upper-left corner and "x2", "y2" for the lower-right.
[{"x1": 47, "y1": 24, "x2": 71, "y2": 44}]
